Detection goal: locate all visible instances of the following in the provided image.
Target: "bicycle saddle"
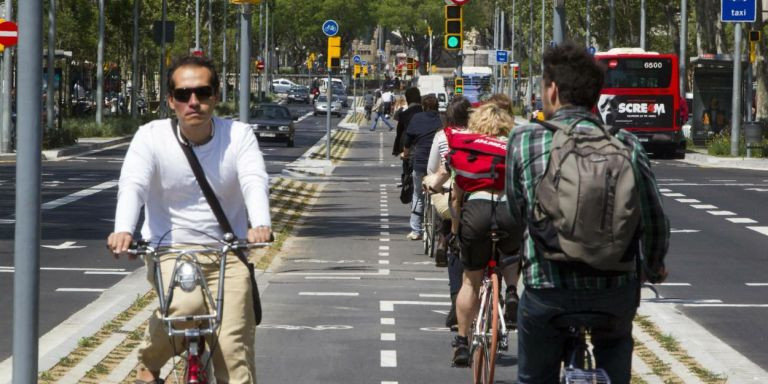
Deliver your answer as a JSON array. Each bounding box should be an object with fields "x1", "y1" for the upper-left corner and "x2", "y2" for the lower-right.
[{"x1": 550, "y1": 311, "x2": 617, "y2": 332}]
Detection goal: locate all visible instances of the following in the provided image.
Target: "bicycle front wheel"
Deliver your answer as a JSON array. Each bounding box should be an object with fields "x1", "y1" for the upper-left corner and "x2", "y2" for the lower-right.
[{"x1": 472, "y1": 274, "x2": 500, "y2": 384}]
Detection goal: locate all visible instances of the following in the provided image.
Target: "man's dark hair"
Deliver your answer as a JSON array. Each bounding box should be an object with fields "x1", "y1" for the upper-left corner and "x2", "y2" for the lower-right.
[
  {"x1": 542, "y1": 41, "x2": 604, "y2": 109},
  {"x1": 446, "y1": 95, "x2": 471, "y2": 127},
  {"x1": 167, "y1": 55, "x2": 220, "y2": 95},
  {"x1": 404, "y1": 87, "x2": 421, "y2": 104},
  {"x1": 421, "y1": 94, "x2": 438, "y2": 111}
]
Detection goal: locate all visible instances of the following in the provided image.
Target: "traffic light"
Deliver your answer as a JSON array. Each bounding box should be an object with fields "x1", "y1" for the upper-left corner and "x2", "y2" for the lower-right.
[
  {"x1": 513, "y1": 65, "x2": 519, "y2": 80},
  {"x1": 750, "y1": 30, "x2": 761, "y2": 42},
  {"x1": 406, "y1": 57, "x2": 414, "y2": 76},
  {"x1": 454, "y1": 77, "x2": 463, "y2": 94},
  {"x1": 444, "y1": 5, "x2": 463, "y2": 50},
  {"x1": 327, "y1": 36, "x2": 341, "y2": 69}
]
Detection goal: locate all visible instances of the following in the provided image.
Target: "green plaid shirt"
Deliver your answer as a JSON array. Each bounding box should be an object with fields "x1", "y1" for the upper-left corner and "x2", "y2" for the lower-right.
[{"x1": 506, "y1": 106, "x2": 669, "y2": 289}]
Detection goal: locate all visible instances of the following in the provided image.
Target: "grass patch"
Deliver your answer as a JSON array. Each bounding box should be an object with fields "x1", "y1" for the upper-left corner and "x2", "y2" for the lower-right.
[{"x1": 705, "y1": 132, "x2": 767, "y2": 158}]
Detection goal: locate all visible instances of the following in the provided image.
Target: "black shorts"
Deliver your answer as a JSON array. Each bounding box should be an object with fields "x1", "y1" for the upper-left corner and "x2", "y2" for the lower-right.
[{"x1": 458, "y1": 199, "x2": 522, "y2": 271}]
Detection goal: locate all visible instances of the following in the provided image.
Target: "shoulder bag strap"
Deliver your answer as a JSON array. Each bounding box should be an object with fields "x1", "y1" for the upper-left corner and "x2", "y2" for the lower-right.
[{"x1": 171, "y1": 119, "x2": 250, "y2": 266}]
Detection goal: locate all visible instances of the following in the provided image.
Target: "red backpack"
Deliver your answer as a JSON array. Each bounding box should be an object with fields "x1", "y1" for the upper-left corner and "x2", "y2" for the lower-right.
[{"x1": 444, "y1": 127, "x2": 508, "y2": 192}]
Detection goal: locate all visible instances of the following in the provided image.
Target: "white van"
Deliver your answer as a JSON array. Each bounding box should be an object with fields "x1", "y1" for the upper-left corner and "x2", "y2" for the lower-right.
[
  {"x1": 318, "y1": 78, "x2": 345, "y2": 94},
  {"x1": 417, "y1": 75, "x2": 448, "y2": 112}
]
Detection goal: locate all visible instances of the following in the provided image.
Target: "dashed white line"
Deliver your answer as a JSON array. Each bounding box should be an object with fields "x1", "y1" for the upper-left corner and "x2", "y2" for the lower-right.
[
  {"x1": 415, "y1": 277, "x2": 449, "y2": 281},
  {"x1": 655, "y1": 283, "x2": 692, "y2": 286},
  {"x1": 41, "y1": 180, "x2": 118, "y2": 210},
  {"x1": 683, "y1": 303, "x2": 768, "y2": 308},
  {"x1": 304, "y1": 276, "x2": 361, "y2": 280},
  {"x1": 662, "y1": 193, "x2": 686, "y2": 197},
  {"x1": 381, "y1": 350, "x2": 397, "y2": 367},
  {"x1": 676, "y1": 198, "x2": 701, "y2": 203},
  {"x1": 56, "y1": 288, "x2": 106, "y2": 293},
  {"x1": 727, "y1": 218, "x2": 758, "y2": 224},
  {"x1": 380, "y1": 232, "x2": 390, "y2": 236},
  {"x1": 381, "y1": 333, "x2": 396, "y2": 341},
  {"x1": 707, "y1": 210, "x2": 736, "y2": 216},
  {"x1": 691, "y1": 204, "x2": 718, "y2": 209},
  {"x1": 379, "y1": 246, "x2": 389, "y2": 250},
  {"x1": 381, "y1": 318, "x2": 395, "y2": 325},
  {"x1": 380, "y1": 300, "x2": 451, "y2": 311},
  {"x1": 379, "y1": 238, "x2": 390, "y2": 242},
  {"x1": 379, "y1": 260, "x2": 390, "y2": 265},
  {"x1": 747, "y1": 226, "x2": 768, "y2": 237},
  {"x1": 378, "y1": 252, "x2": 389, "y2": 257},
  {"x1": 299, "y1": 292, "x2": 359, "y2": 296},
  {"x1": 419, "y1": 293, "x2": 450, "y2": 298},
  {"x1": 745, "y1": 283, "x2": 768, "y2": 287}
]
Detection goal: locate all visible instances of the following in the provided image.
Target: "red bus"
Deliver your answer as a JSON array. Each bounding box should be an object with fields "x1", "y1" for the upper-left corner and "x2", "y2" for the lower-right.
[{"x1": 595, "y1": 48, "x2": 686, "y2": 158}]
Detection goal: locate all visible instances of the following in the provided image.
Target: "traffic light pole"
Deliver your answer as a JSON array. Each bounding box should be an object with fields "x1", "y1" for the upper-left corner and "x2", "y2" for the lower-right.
[{"x1": 326, "y1": 70, "x2": 331, "y2": 160}]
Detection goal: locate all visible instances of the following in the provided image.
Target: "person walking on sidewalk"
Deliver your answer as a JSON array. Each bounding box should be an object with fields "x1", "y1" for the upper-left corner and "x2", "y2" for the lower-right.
[
  {"x1": 106, "y1": 55, "x2": 272, "y2": 384},
  {"x1": 364, "y1": 90, "x2": 375, "y2": 120},
  {"x1": 370, "y1": 94, "x2": 395, "y2": 131},
  {"x1": 506, "y1": 41, "x2": 669, "y2": 383},
  {"x1": 401, "y1": 94, "x2": 441, "y2": 240}
]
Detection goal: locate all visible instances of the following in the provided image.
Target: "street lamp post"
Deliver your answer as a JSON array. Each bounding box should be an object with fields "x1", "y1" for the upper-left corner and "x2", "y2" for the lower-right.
[{"x1": 275, "y1": 46, "x2": 280, "y2": 74}]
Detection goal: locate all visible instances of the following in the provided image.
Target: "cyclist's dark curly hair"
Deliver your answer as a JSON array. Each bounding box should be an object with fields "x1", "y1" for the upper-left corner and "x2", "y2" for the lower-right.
[
  {"x1": 542, "y1": 41, "x2": 604, "y2": 109},
  {"x1": 167, "y1": 55, "x2": 220, "y2": 95},
  {"x1": 445, "y1": 95, "x2": 471, "y2": 127}
]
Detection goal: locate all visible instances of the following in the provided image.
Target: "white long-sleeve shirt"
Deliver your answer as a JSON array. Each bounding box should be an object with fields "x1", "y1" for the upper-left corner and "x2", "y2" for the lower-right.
[{"x1": 114, "y1": 117, "x2": 271, "y2": 245}]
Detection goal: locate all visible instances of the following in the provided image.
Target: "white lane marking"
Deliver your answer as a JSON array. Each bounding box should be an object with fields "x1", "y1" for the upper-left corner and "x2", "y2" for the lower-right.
[
  {"x1": 654, "y1": 283, "x2": 691, "y2": 286},
  {"x1": 299, "y1": 292, "x2": 359, "y2": 296},
  {"x1": 683, "y1": 304, "x2": 768, "y2": 308},
  {"x1": 283, "y1": 269, "x2": 390, "y2": 276},
  {"x1": 292, "y1": 259, "x2": 366, "y2": 264},
  {"x1": 56, "y1": 288, "x2": 107, "y2": 292},
  {"x1": 691, "y1": 204, "x2": 718, "y2": 209},
  {"x1": 380, "y1": 213, "x2": 389, "y2": 217},
  {"x1": 670, "y1": 229, "x2": 700, "y2": 233},
  {"x1": 404, "y1": 261, "x2": 433, "y2": 265},
  {"x1": 381, "y1": 333, "x2": 396, "y2": 341},
  {"x1": 415, "y1": 277, "x2": 449, "y2": 281},
  {"x1": 707, "y1": 211, "x2": 736, "y2": 216},
  {"x1": 379, "y1": 246, "x2": 389, "y2": 250},
  {"x1": 747, "y1": 226, "x2": 768, "y2": 236},
  {"x1": 745, "y1": 188, "x2": 768, "y2": 192},
  {"x1": 379, "y1": 260, "x2": 390, "y2": 265},
  {"x1": 662, "y1": 193, "x2": 686, "y2": 197},
  {"x1": 380, "y1": 184, "x2": 387, "y2": 187},
  {"x1": 304, "y1": 276, "x2": 361, "y2": 280},
  {"x1": 257, "y1": 324, "x2": 354, "y2": 331},
  {"x1": 419, "y1": 293, "x2": 450, "y2": 298},
  {"x1": 380, "y1": 224, "x2": 390, "y2": 229},
  {"x1": 378, "y1": 252, "x2": 389, "y2": 257},
  {"x1": 83, "y1": 271, "x2": 131, "y2": 275},
  {"x1": 380, "y1": 232, "x2": 390, "y2": 236},
  {"x1": 379, "y1": 238, "x2": 390, "y2": 242},
  {"x1": 0, "y1": 266, "x2": 126, "y2": 272},
  {"x1": 382, "y1": 382, "x2": 398, "y2": 384},
  {"x1": 745, "y1": 283, "x2": 768, "y2": 286},
  {"x1": 645, "y1": 299, "x2": 722, "y2": 304},
  {"x1": 381, "y1": 318, "x2": 395, "y2": 325},
  {"x1": 657, "y1": 179, "x2": 684, "y2": 182},
  {"x1": 380, "y1": 218, "x2": 389, "y2": 222},
  {"x1": 379, "y1": 132, "x2": 384, "y2": 164},
  {"x1": 41, "y1": 241, "x2": 86, "y2": 250},
  {"x1": 727, "y1": 218, "x2": 758, "y2": 224},
  {"x1": 432, "y1": 310, "x2": 450, "y2": 315},
  {"x1": 381, "y1": 350, "x2": 397, "y2": 367},
  {"x1": 710, "y1": 179, "x2": 736, "y2": 182},
  {"x1": 41, "y1": 180, "x2": 118, "y2": 210},
  {"x1": 380, "y1": 300, "x2": 451, "y2": 311},
  {"x1": 658, "y1": 188, "x2": 672, "y2": 192},
  {"x1": 0, "y1": 219, "x2": 14, "y2": 224},
  {"x1": 676, "y1": 198, "x2": 701, "y2": 203}
]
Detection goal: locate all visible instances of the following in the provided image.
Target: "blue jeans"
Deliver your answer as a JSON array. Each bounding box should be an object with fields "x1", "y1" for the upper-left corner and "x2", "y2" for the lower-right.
[
  {"x1": 370, "y1": 111, "x2": 393, "y2": 131},
  {"x1": 409, "y1": 170, "x2": 425, "y2": 234},
  {"x1": 517, "y1": 280, "x2": 639, "y2": 384}
]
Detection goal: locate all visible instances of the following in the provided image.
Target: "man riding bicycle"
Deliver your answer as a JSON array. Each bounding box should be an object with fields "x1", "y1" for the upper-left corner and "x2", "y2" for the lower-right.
[{"x1": 107, "y1": 55, "x2": 272, "y2": 384}]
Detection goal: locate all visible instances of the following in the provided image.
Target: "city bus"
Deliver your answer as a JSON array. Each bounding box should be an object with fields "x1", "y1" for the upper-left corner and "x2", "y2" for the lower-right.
[
  {"x1": 595, "y1": 48, "x2": 686, "y2": 158},
  {"x1": 460, "y1": 66, "x2": 493, "y2": 104}
]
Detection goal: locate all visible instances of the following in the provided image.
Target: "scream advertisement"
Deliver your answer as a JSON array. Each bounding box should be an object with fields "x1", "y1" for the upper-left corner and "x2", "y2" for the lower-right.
[{"x1": 597, "y1": 94, "x2": 674, "y2": 130}]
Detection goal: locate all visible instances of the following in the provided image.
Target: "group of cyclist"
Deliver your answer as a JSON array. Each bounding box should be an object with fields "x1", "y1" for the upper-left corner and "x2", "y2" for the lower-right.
[
  {"x1": 399, "y1": 41, "x2": 669, "y2": 383},
  {"x1": 105, "y1": 41, "x2": 669, "y2": 384}
]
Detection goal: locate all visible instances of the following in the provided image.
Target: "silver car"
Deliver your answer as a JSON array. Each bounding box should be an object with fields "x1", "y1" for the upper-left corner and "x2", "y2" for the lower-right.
[{"x1": 313, "y1": 95, "x2": 342, "y2": 117}]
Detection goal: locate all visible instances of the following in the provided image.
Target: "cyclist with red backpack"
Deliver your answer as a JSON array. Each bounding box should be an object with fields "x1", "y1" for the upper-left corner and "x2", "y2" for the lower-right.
[{"x1": 506, "y1": 41, "x2": 669, "y2": 383}]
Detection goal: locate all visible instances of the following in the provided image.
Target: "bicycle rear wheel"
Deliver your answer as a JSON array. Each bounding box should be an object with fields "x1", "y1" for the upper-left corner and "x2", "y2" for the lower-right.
[{"x1": 472, "y1": 274, "x2": 500, "y2": 384}]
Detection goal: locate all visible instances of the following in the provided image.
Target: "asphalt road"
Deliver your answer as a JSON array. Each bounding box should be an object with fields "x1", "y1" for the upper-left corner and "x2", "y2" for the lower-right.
[{"x1": 0, "y1": 102, "x2": 346, "y2": 360}]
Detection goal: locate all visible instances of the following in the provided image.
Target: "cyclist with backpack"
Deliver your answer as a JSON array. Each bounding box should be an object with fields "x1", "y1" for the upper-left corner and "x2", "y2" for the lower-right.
[
  {"x1": 437, "y1": 103, "x2": 524, "y2": 367},
  {"x1": 505, "y1": 41, "x2": 669, "y2": 383}
]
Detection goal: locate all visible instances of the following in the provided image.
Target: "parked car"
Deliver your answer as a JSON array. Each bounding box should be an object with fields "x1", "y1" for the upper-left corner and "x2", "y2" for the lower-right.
[
  {"x1": 313, "y1": 95, "x2": 342, "y2": 117},
  {"x1": 249, "y1": 103, "x2": 296, "y2": 147},
  {"x1": 287, "y1": 85, "x2": 311, "y2": 104},
  {"x1": 271, "y1": 78, "x2": 298, "y2": 93}
]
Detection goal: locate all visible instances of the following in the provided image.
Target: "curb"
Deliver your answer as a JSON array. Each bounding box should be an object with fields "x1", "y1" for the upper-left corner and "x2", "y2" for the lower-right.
[
  {"x1": 42, "y1": 136, "x2": 133, "y2": 160},
  {"x1": 680, "y1": 151, "x2": 768, "y2": 171}
]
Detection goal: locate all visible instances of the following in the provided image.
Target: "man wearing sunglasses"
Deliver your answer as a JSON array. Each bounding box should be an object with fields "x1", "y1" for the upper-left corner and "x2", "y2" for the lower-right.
[{"x1": 107, "y1": 55, "x2": 271, "y2": 383}]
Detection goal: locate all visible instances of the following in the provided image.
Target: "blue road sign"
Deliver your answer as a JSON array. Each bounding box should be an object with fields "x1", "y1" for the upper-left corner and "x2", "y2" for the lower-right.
[
  {"x1": 588, "y1": 46, "x2": 596, "y2": 55},
  {"x1": 496, "y1": 50, "x2": 508, "y2": 63},
  {"x1": 322, "y1": 19, "x2": 339, "y2": 37},
  {"x1": 361, "y1": 60, "x2": 367, "y2": 66},
  {"x1": 721, "y1": 0, "x2": 756, "y2": 22},
  {"x1": 353, "y1": 55, "x2": 362, "y2": 64}
]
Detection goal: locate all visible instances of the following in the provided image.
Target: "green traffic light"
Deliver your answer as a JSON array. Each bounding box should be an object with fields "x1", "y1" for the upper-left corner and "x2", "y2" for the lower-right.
[
  {"x1": 447, "y1": 36, "x2": 460, "y2": 48},
  {"x1": 455, "y1": 86, "x2": 463, "y2": 94}
]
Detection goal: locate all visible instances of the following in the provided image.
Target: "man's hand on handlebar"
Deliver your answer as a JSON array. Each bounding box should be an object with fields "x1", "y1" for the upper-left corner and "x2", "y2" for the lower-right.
[
  {"x1": 248, "y1": 226, "x2": 272, "y2": 243},
  {"x1": 107, "y1": 231, "x2": 135, "y2": 259}
]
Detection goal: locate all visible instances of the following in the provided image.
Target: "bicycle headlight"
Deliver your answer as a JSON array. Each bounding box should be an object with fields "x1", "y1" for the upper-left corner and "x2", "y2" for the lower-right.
[{"x1": 175, "y1": 261, "x2": 200, "y2": 293}]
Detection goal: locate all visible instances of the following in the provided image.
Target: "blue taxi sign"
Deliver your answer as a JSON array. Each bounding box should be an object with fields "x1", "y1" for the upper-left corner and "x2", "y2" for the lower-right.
[
  {"x1": 322, "y1": 19, "x2": 339, "y2": 37},
  {"x1": 721, "y1": 0, "x2": 755, "y2": 22}
]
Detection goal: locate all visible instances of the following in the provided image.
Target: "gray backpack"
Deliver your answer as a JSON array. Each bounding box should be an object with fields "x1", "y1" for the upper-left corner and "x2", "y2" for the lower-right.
[{"x1": 531, "y1": 117, "x2": 640, "y2": 272}]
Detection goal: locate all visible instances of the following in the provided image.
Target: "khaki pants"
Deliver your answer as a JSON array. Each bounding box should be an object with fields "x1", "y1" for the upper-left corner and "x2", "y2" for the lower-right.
[{"x1": 139, "y1": 250, "x2": 256, "y2": 383}]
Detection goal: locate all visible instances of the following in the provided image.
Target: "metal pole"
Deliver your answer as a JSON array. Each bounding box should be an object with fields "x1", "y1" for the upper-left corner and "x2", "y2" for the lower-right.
[
  {"x1": 500, "y1": 10, "x2": 505, "y2": 93},
  {"x1": 0, "y1": 0, "x2": 12, "y2": 153},
  {"x1": 239, "y1": 5, "x2": 251, "y2": 123},
  {"x1": 541, "y1": 0, "x2": 545, "y2": 74},
  {"x1": 553, "y1": 0, "x2": 565, "y2": 44},
  {"x1": 529, "y1": 0, "x2": 534, "y2": 106},
  {"x1": 259, "y1": 2, "x2": 264, "y2": 100},
  {"x1": 679, "y1": 0, "x2": 687, "y2": 99},
  {"x1": 326, "y1": 69, "x2": 331, "y2": 160},
  {"x1": 222, "y1": 1, "x2": 228, "y2": 103},
  {"x1": 586, "y1": 0, "x2": 590, "y2": 47},
  {"x1": 195, "y1": 0, "x2": 200, "y2": 50},
  {"x1": 730, "y1": 23, "x2": 743, "y2": 156},
  {"x1": 208, "y1": 0, "x2": 212, "y2": 57},
  {"x1": 510, "y1": 0, "x2": 516, "y2": 104},
  {"x1": 131, "y1": 0, "x2": 139, "y2": 118},
  {"x1": 160, "y1": 0, "x2": 167, "y2": 117},
  {"x1": 47, "y1": 0, "x2": 55, "y2": 131},
  {"x1": 264, "y1": 3, "x2": 270, "y2": 90},
  {"x1": 428, "y1": 28, "x2": 432, "y2": 75},
  {"x1": 493, "y1": 4, "x2": 499, "y2": 93},
  {"x1": 609, "y1": 0, "x2": 615, "y2": 49},
  {"x1": 96, "y1": 0, "x2": 104, "y2": 124},
  {"x1": 640, "y1": 0, "x2": 646, "y2": 49},
  {"x1": 13, "y1": 0, "x2": 42, "y2": 381}
]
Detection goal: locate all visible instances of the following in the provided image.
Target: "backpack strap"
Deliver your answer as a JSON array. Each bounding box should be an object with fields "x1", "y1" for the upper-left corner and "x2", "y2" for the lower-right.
[{"x1": 533, "y1": 114, "x2": 610, "y2": 137}]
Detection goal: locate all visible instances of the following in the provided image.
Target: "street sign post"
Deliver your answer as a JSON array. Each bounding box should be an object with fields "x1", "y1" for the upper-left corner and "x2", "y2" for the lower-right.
[
  {"x1": 0, "y1": 21, "x2": 18, "y2": 47},
  {"x1": 721, "y1": 0, "x2": 756, "y2": 22},
  {"x1": 321, "y1": 20, "x2": 339, "y2": 161}
]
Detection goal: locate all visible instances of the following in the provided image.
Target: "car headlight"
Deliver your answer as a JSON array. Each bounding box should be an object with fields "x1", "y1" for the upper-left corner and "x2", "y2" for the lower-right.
[
  {"x1": 278, "y1": 125, "x2": 290, "y2": 131},
  {"x1": 250, "y1": 124, "x2": 260, "y2": 130},
  {"x1": 175, "y1": 261, "x2": 201, "y2": 293}
]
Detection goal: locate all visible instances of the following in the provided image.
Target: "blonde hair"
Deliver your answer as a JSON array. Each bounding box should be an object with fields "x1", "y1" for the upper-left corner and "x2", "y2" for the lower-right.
[{"x1": 468, "y1": 103, "x2": 514, "y2": 137}]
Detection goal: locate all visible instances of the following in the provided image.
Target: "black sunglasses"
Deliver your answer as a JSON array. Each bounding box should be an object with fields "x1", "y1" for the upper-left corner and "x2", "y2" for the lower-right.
[{"x1": 172, "y1": 86, "x2": 214, "y2": 102}]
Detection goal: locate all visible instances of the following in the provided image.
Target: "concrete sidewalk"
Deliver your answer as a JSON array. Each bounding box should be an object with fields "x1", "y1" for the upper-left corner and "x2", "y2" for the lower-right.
[{"x1": 0, "y1": 136, "x2": 132, "y2": 162}]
